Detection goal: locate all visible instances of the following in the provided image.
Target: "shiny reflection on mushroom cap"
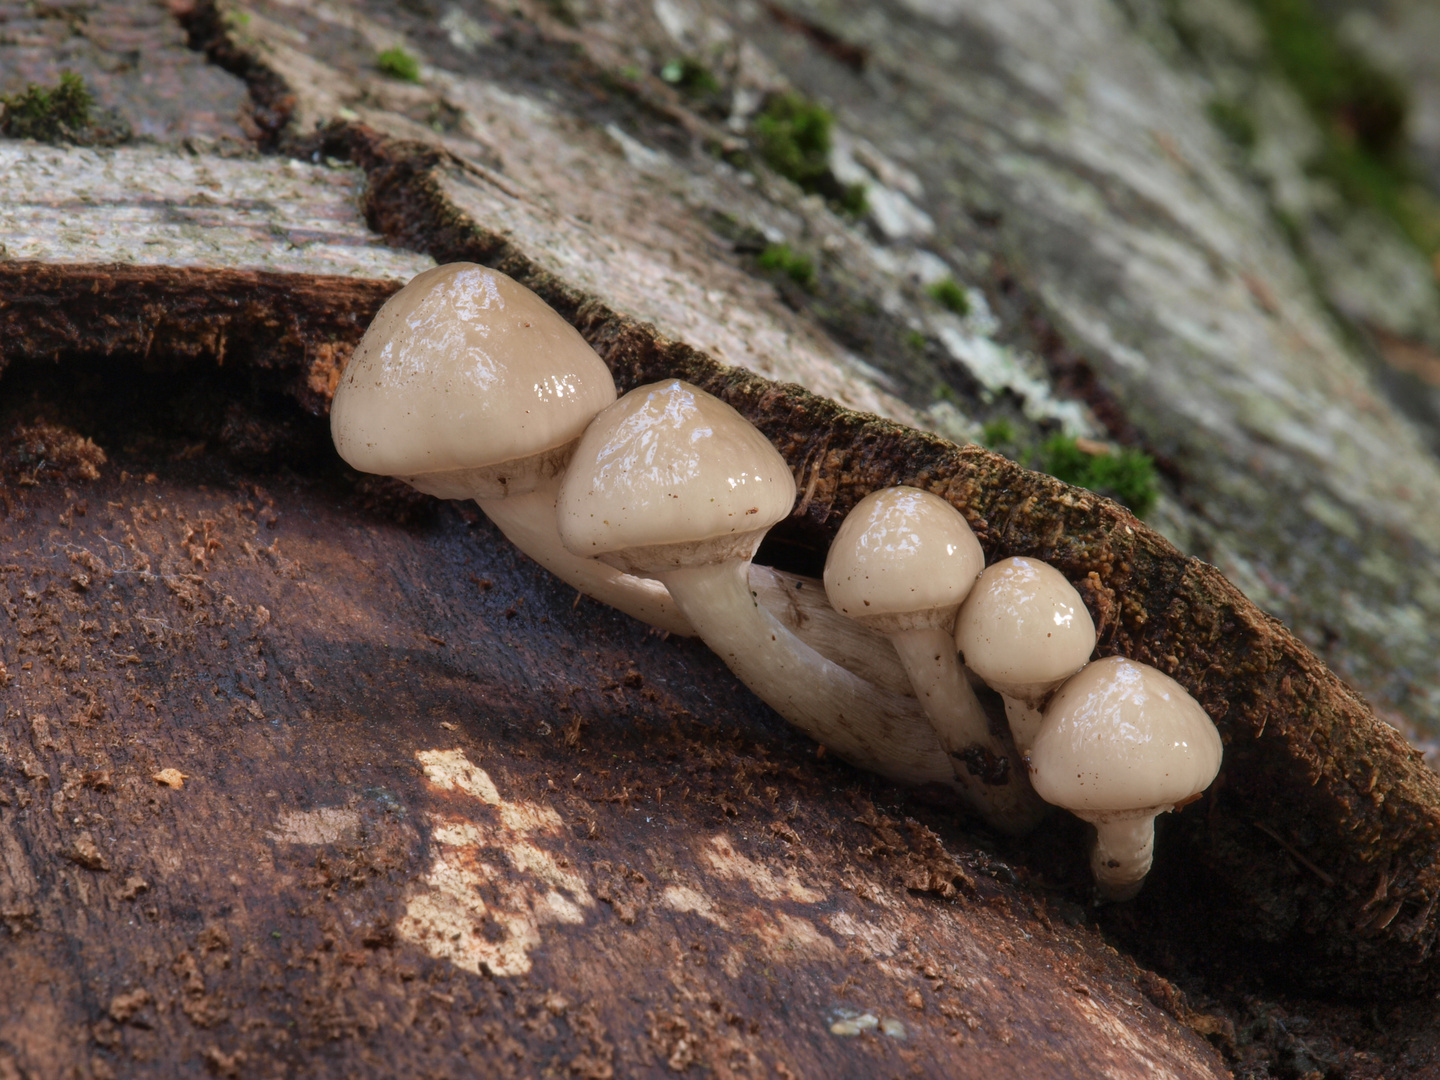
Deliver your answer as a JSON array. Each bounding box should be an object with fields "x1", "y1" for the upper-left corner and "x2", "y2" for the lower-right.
[
  {"x1": 556, "y1": 380, "x2": 796, "y2": 572},
  {"x1": 954, "y1": 556, "x2": 1096, "y2": 701},
  {"x1": 330, "y1": 263, "x2": 616, "y2": 480},
  {"x1": 1029, "y1": 657, "x2": 1223, "y2": 813},
  {"x1": 823, "y1": 486, "x2": 984, "y2": 633}
]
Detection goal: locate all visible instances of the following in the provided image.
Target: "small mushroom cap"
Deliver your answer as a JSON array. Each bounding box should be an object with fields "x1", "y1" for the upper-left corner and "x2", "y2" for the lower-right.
[
  {"x1": 1029, "y1": 657, "x2": 1223, "y2": 813},
  {"x1": 330, "y1": 263, "x2": 616, "y2": 481},
  {"x1": 556, "y1": 379, "x2": 796, "y2": 571},
  {"x1": 954, "y1": 556, "x2": 1096, "y2": 702},
  {"x1": 823, "y1": 486, "x2": 984, "y2": 633}
]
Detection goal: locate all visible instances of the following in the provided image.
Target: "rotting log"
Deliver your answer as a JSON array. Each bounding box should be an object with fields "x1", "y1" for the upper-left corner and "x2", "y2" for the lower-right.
[
  {"x1": 6, "y1": 123, "x2": 1440, "y2": 1002},
  {"x1": 0, "y1": 359, "x2": 1232, "y2": 1077}
]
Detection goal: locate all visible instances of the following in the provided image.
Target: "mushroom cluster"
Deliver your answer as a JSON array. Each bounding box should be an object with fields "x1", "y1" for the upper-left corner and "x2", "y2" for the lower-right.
[
  {"x1": 331, "y1": 263, "x2": 910, "y2": 681},
  {"x1": 330, "y1": 263, "x2": 1224, "y2": 891}
]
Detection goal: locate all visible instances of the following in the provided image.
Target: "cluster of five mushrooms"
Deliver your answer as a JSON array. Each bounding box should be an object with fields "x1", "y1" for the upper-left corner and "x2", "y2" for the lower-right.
[{"x1": 331, "y1": 262, "x2": 1223, "y2": 896}]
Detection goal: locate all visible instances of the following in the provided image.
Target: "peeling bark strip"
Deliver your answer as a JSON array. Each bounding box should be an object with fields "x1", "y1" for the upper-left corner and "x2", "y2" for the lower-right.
[
  {"x1": 0, "y1": 264, "x2": 395, "y2": 415},
  {"x1": 2, "y1": 125, "x2": 1439, "y2": 997}
]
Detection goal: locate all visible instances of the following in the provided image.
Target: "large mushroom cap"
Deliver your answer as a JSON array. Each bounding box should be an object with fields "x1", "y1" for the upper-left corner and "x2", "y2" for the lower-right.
[
  {"x1": 330, "y1": 263, "x2": 616, "y2": 483},
  {"x1": 954, "y1": 556, "x2": 1096, "y2": 701},
  {"x1": 1029, "y1": 656, "x2": 1223, "y2": 813},
  {"x1": 823, "y1": 486, "x2": 984, "y2": 632},
  {"x1": 556, "y1": 379, "x2": 796, "y2": 571}
]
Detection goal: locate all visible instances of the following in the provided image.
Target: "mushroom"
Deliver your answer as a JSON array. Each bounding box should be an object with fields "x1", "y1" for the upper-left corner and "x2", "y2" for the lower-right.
[
  {"x1": 556, "y1": 379, "x2": 959, "y2": 789},
  {"x1": 331, "y1": 262, "x2": 695, "y2": 634},
  {"x1": 823, "y1": 486, "x2": 1045, "y2": 831},
  {"x1": 330, "y1": 262, "x2": 915, "y2": 680},
  {"x1": 1028, "y1": 656, "x2": 1223, "y2": 900},
  {"x1": 954, "y1": 556, "x2": 1097, "y2": 754}
]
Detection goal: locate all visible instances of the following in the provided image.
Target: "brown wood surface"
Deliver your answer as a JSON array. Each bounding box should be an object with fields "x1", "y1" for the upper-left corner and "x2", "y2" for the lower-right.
[
  {"x1": 5, "y1": 123, "x2": 1440, "y2": 1006},
  {"x1": 0, "y1": 387, "x2": 1231, "y2": 1077}
]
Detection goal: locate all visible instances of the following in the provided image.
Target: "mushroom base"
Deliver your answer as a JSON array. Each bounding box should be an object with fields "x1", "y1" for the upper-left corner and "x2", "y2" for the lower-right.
[
  {"x1": 481, "y1": 481, "x2": 920, "y2": 693},
  {"x1": 656, "y1": 556, "x2": 960, "y2": 790},
  {"x1": 889, "y1": 627, "x2": 1047, "y2": 834},
  {"x1": 1003, "y1": 696, "x2": 1046, "y2": 757}
]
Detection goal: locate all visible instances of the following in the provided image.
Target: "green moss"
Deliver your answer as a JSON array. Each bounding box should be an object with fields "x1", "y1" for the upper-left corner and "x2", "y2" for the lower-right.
[
  {"x1": 931, "y1": 383, "x2": 957, "y2": 404},
  {"x1": 1206, "y1": 98, "x2": 1257, "y2": 150},
  {"x1": 927, "y1": 278, "x2": 970, "y2": 317},
  {"x1": 1039, "y1": 434, "x2": 1158, "y2": 517},
  {"x1": 754, "y1": 93, "x2": 833, "y2": 190},
  {"x1": 981, "y1": 418, "x2": 1016, "y2": 448},
  {"x1": 659, "y1": 57, "x2": 721, "y2": 96},
  {"x1": 903, "y1": 330, "x2": 929, "y2": 353},
  {"x1": 0, "y1": 72, "x2": 94, "y2": 142},
  {"x1": 377, "y1": 46, "x2": 421, "y2": 83},
  {"x1": 1246, "y1": 0, "x2": 1439, "y2": 255},
  {"x1": 835, "y1": 181, "x2": 869, "y2": 220},
  {"x1": 757, "y1": 243, "x2": 815, "y2": 289},
  {"x1": 751, "y1": 92, "x2": 867, "y2": 218}
]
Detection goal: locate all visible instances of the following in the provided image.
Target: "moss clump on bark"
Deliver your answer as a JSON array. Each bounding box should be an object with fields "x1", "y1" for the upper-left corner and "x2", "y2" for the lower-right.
[
  {"x1": 376, "y1": 47, "x2": 421, "y2": 83},
  {"x1": 752, "y1": 93, "x2": 867, "y2": 219},
  {"x1": 1, "y1": 73, "x2": 100, "y2": 143},
  {"x1": 757, "y1": 243, "x2": 815, "y2": 289},
  {"x1": 1248, "y1": 0, "x2": 1440, "y2": 255}
]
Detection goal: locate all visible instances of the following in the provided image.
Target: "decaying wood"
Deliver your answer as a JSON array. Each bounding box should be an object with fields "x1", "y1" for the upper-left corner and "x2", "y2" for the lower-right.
[
  {"x1": 6, "y1": 124, "x2": 1440, "y2": 1006},
  {"x1": 0, "y1": 394, "x2": 1232, "y2": 1076}
]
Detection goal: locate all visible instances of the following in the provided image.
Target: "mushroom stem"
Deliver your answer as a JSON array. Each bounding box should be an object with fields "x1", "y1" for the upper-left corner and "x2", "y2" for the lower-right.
[
  {"x1": 1001, "y1": 696, "x2": 1047, "y2": 757},
  {"x1": 479, "y1": 478, "x2": 916, "y2": 694},
  {"x1": 477, "y1": 480, "x2": 695, "y2": 637},
  {"x1": 889, "y1": 628, "x2": 1048, "y2": 831},
  {"x1": 657, "y1": 557, "x2": 966, "y2": 796},
  {"x1": 1083, "y1": 810, "x2": 1159, "y2": 902},
  {"x1": 749, "y1": 565, "x2": 914, "y2": 699}
]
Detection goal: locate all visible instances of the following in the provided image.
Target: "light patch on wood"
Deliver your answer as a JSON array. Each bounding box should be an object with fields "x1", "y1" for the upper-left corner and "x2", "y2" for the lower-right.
[
  {"x1": 0, "y1": 144, "x2": 434, "y2": 281},
  {"x1": 826, "y1": 910, "x2": 901, "y2": 959},
  {"x1": 703, "y1": 834, "x2": 825, "y2": 903},
  {"x1": 151, "y1": 768, "x2": 188, "y2": 790},
  {"x1": 399, "y1": 749, "x2": 594, "y2": 977},
  {"x1": 751, "y1": 912, "x2": 841, "y2": 962},
  {"x1": 417, "y1": 747, "x2": 501, "y2": 804},
  {"x1": 659, "y1": 884, "x2": 729, "y2": 928},
  {"x1": 266, "y1": 807, "x2": 361, "y2": 845},
  {"x1": 1069, "y1": 988, "x2": 1195, "y2": 1080}
]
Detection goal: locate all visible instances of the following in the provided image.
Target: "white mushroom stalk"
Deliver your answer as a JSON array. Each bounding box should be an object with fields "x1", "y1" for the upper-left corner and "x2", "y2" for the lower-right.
[
  {"x1": 557, "y1": 379, "x2": 959, "y2": 790},
  {"x1": 824, "y1": 487, "x2": 1046, "y2": 833},
  {"x1": 1028, "y1": 656, "x2": 1223, "y2": 900},
  {"x1": 955, "y1": 556, "x2": 1097, "y2": 754},
  {"x1": 328, "y1": 262, "x2": 919, "y2": 680}
]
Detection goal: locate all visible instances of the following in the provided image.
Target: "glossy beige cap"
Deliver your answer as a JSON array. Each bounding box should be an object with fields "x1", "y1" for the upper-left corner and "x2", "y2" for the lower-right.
[
  {"x1": 954, "y1": 556, "x2": 1096, "y2": 705},
  {"x1": 823, "y1": 486, "x2": 984, "y2": 634},
  {"x1": 556, "y1": 380, "x2": 796, "y2": 573},
  {"x1": 1029, "y1": 656, "x2": 1222, "y2": 813},
  {"x1": 330, "y1": 263, "x2": 617, "y2": 496}
]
